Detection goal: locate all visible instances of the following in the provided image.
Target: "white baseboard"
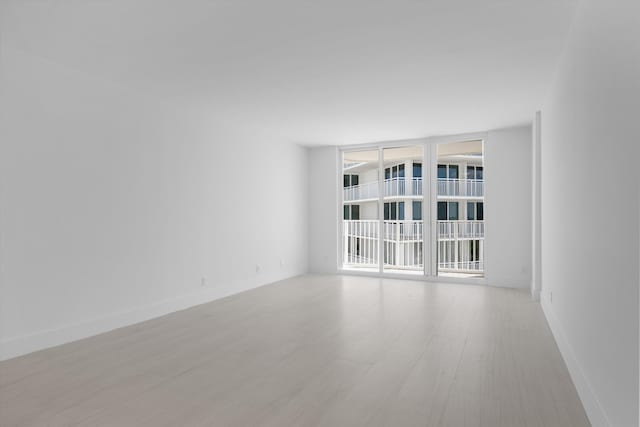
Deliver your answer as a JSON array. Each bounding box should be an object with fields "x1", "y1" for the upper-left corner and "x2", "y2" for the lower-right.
[
  {"x1": 0, "y1": 271, "x2": 303, "y2": 362},
  {"x1": 541, "y1": 298, "x2": 610, "y2": 427},
  {"x1": 486, "y1": 278, "x2": 531, "y2": 289}
]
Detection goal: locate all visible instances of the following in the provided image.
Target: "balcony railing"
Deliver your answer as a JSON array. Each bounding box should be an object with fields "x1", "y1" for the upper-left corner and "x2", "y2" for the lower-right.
[
  {"x1": 344, "y1": 177, "x2": 483, "y2": 202},
  {"x1": 343, "y1": 220, "x2": 484, "y2": 272},
  {"x1": 437, "y1": 179, "x2": 483, "y2": 198},
  {"x1": 438, "y1": 221, "x2": 484, "y2": 240},
  {"x1": 343, "y1": 181, "x2": 379, "y2": 202},
  {"x1": 384, "y1": 177, "x2": 423, "y2": 197},
  {"x1": 344, "y1": 178, "x2": 423, "y2": 202}
]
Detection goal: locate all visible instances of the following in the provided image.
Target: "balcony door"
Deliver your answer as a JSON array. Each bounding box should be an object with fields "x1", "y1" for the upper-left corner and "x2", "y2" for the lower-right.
[
  {"x1": 342, "y1": 149, "x2": 379, "y2": 272},
  {"x1": 382, "y1": 146, "x2": 424, "y2": 274},
  {"x1": 341, "y1": 139, "x2": 484, "y2": 279},
  {"x1": 435, "y1": 140, "x2": 485, "y2": 278},
  {"x1": 341, "y1": 146, "x2": 425, "y2": 275}
]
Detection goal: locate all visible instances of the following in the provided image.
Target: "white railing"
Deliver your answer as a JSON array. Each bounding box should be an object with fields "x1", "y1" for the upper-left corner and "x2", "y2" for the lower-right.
[
  {"x1": 343, "y1": 219, "x2": 484, "y2": 273},
  {"x1": 437, "y1": 231, "x2": 484, "y2": 272},
  {"x1": 437, "y1": 179, "x2": 483, "y2": 197},
  {"x1": 343, "y1": 181, "x2": 379, "y2": 202},
  {"x1": 344, "y1": 178, "x2": 424, "y2": 202},
  {"x1": 438, "y1": 221, "x2": 484, "y2": 240},
  {"x1": 345, "y1": 178, "x2": 483, "y2": 201},
  {"x1": 343, "y1": 220, "x2": 379, "y2": 267},
  {"x1": 384, "y1": 177, "x2": 423, "y2": 197},
  {"x1": 384, "y1": 220, "x2": 423, "y2": 241},
  {"x1": 438, "y1": 260, "x2": 484, "y2": 271}
]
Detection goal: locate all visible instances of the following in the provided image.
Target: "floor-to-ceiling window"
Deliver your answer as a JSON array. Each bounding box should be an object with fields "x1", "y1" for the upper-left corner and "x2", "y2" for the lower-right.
[
  {"x1": 382, "y1": 146, "x2": 424, "y2": 274},
  {"x1": 341, "y1": 139, "x2": 484, "y2": 279},
  {"x1": 342, "y1": 149, "x2": 379, "y2": 272},
  {"x1": 436, "y1": 140, "x2": 484, "y2": 278}
]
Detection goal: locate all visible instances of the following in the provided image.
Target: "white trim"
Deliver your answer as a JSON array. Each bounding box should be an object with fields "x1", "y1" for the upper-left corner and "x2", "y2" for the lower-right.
[
  {"x1": 541, "y1": 297, "x2": 611, "y2": 427},
  {"x1": 0, "y1": 273, "x2": 305, "y2": 362},
  {"x1": 531, "y1": 111, "x2": 542, "y2": 301}
]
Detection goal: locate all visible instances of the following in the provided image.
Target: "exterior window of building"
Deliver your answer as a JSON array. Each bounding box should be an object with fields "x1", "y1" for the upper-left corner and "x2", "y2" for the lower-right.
[
  {"x1": 467, "y1": 166, "x2": 483, "y2": 180},
  {"x1": 343, "y1": 174, "x2": 359, "y2": 187},
  {"x1": 448, "y1": 202, "x2": 458, "y2": 220},
  {"x1": 438, "y1": 164, "x2": 459, "y2": 179},
  {"x1": 344, "y1": 205, "x2": 360, "y2": 220},
  {"x1": 467, "y1": 202, "x2": 484, "y2": 220},
  {"x1": 438, "y1": 201, "x2": 459, "y2": 220},
  {"x1": 412, "y1": 201, "x2": 422, "y2": 220},
  {"x1": 438, "y1": 201, "x2": 447, "y2": 220},
  {"x1": 385, "y1": 164, "x2": 405, "y2": 180},
  {"x1": 438, "y1": 202, "x2": 458, "y2": 221},
  {"x1": 384, "y1": 202, "x2": 405, "y2": 220},
  {"x1": 413, "y1": 162, "x2": 422, "y2": 178}
]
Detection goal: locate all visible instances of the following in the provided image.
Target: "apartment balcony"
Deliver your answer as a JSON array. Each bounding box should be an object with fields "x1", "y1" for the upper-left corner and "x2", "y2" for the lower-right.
[
  {"x1": 437, "y1": 178, "x2": 483, "y2": 198},
  {"x1": 343, "y1": 181, "x2": 379, "y2": 202},
  {"x1": 343, "y1": 178, "x2": 483, "y2": 202},
  {"x1": 342, "y1": 220, "x2": 484, "y2": 272},
  {"x1": 438, "y1": 220, "x2": 484, "y2": 240},
  {"x1": 343, "y1": 178, "x2": 423, "y2": 202}
]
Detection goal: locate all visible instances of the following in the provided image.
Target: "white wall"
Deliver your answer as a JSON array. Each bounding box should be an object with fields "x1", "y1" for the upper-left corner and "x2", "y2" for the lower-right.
[
  {"x1": 485, "y1": 125, "x2": 533, "y2": 288},
  {"x1": 0, "y1": 46, "x2": 309, "y2": 360},
  {"x1": 308, "y1": 147, "x2": 339, "y2": 274},
  {"x1": 540, "y1": 0, "x2": 639, "y2": 425}
]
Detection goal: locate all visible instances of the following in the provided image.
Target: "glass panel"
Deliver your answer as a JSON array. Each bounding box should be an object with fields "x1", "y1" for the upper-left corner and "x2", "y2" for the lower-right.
[
  {"x1": 438, "y1": 164, "x2": 447, "y2": 179},
  {"x1": 467, "y1": 166, "x2": 475, "y2": 180},
  {"x1": 413, "y1": 162, "x2": 422, "y2": 178},
  {"x1": 436, "y1": 140, "x2": 485, "y2": 278},
  {"x1": 448, "y1": 202, "x2": 458, "y2": 220},
  {"x1": 383, "y1": 145, "x2": 424, "y2": 275},
  {"x1": 342, "y1": 149, "x2": 379, "y2": 272},
  {"x1": 438, "y1": 202, "x2": 447, "y2": 221},
  {"x1": 352, "y1": 205, "x2": 360, "y2": 220},
  {"x1": 412, "y1": 201, "x2": 422, "y2": 220}
]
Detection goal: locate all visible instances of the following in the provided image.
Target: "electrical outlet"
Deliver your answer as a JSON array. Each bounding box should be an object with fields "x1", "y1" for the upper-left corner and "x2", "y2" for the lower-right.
[
  {"x1": 280, "y1": 258, "x2": 285, "y2": 268},
  {"x1": 549, "y1": 291, "x2": 553, "y2": 303},
  {"x1": 201, "y1": 277, "x2": 206, "y2": 287},
  {"x1": 255, "y1": 264, "x2": 261, "y2": 273}
]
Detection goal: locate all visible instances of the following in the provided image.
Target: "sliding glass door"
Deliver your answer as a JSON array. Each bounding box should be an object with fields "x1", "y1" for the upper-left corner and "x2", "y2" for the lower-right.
[
  {"x1": 382, "y1": 146, "x2": 424, "y2": 274},
  {"x1": 342, "y1": 149, "x2": 379, "y2": 272},
  {"x1": 435, "y1": 140, "x2": 485, "y2": 278},
  {"x1": 341, "y1": 139, "x2": 484, "y2": 279}
]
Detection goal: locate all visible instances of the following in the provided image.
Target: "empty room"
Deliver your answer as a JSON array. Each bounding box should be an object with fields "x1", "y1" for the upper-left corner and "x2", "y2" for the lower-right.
[{"x1": 0, "y1": 1, "x2": 638, "y2": 426}]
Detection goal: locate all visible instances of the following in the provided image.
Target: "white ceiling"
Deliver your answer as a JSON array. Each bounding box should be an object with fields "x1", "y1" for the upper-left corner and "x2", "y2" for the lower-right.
[{"x1": 2, "y1": 0, "x2": 578, "y2": 146}]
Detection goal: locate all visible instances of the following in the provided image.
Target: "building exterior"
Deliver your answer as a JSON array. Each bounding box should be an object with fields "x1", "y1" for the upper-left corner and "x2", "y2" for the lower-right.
[{"x1": 342, "y1": 142, "x2": 484, "y2": 276}]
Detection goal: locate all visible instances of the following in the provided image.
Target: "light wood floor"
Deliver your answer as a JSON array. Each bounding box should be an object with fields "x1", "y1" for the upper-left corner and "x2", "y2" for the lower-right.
[{"x1": 0, "y1": 275, "x2": 590, "y2": 426}]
